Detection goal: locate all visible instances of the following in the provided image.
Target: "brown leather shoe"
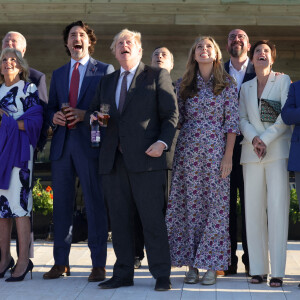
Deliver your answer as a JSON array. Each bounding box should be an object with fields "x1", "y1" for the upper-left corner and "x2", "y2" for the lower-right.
[
  {"x1": 88, "y1": 267, "x2": 106, "y2": 282},
  {"x1": 43, "y1": 265, "x2": 70, "y2": 279}
]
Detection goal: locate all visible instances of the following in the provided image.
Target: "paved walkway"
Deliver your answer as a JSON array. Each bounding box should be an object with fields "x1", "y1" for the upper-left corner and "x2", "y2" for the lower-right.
[{"x1": 1, "y1": 241, "x2": 300, "y2": 300}]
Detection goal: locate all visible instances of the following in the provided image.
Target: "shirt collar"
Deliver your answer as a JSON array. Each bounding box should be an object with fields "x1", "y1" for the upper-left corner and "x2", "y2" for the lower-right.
[
  {"x1": 197, "y1": 72, "x2": 214, "y2": 84},
  {"x1": 120, "y1": 61, "x2": 140, "y2": 76},
  {"x1": 229, "y1": 57, "x2": 249, "y2": 72},
  {"x1": 70, "y1": 55, "x2": 90, "y2": 69}
]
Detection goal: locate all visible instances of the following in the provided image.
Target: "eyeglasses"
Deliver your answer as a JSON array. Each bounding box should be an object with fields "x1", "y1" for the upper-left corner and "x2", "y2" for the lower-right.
[{"x1": 228, "y1": 34, "x2": 247, "y2": 41}]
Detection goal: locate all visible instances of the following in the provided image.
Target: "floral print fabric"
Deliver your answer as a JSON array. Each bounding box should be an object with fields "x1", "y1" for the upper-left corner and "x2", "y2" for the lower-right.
[
  {"x1": 166, "y1": 74, "x2": 239, "y2": 270},
  {"x1": 0, "y1": 81, "x2": 39, "y2": 218}
]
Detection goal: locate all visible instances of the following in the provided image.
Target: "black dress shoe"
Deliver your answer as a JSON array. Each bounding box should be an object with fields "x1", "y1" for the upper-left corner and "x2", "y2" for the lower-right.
[
  {"x1": 0, "y1": 257, "x2": 15, "y2": 278},
  {"x1": 245, "y1": 265, "x2": 250, "y2": 276},
  {"x1": 155, "y1": 277, "x2": 171, "y2": 291},
  {"x1": 224, "y1": 264, "x2": 237, "y2": 276},
  {"x1": 5, "y1": 260, "x2": 33, "y2": 282},
  {"x1": 134, "y1": 257, "x2": 142, "y2": 269},
  {"x1": 98, "y1": 276, "x2": 134, "y2": 289}
]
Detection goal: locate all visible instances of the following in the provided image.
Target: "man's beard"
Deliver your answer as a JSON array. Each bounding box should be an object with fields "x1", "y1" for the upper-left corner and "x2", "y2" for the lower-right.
[{"x1": 229, "y1": 42, "x2": 246, "y2": 58}]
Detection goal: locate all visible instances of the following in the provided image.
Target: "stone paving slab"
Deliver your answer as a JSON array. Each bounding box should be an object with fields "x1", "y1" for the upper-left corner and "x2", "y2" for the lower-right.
[{"x1": 1, "y1": 241, "x2": 300, "y2": 300}]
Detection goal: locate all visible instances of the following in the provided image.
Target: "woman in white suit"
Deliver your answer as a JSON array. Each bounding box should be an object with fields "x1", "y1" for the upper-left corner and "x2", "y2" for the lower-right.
[{"x1": 239, "y1": 40, "x2": 291, "y2": 287}]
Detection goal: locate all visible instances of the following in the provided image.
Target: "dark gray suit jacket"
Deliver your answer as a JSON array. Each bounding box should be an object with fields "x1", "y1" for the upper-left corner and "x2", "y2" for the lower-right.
[{"x1": 87, "y1": 62, "x2": 178, "y2": 174}]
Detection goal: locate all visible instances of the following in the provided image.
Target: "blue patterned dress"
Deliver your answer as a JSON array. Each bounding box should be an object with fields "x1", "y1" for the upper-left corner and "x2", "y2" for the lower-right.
[
  {"x1": 166, "y1": 74, "x2": 239, "y2": 270},
  {"x1": 0, "y1": 80, "x2": 39, "y2": 218}
]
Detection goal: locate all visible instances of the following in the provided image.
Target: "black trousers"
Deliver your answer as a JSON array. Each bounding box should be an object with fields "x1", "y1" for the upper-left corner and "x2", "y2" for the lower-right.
[
  {"x1": 103, "y1": 151, "x2": 171, "y2": 279},
  {"x1": 229, "y1": 136, "x2": 249, "y2": 267},
  {"x1": 134, "y1": 169, "x2": 171, "y2": 260}
]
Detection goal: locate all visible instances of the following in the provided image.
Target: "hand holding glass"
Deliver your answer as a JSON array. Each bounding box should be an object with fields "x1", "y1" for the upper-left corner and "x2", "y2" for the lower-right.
[{"x1": 99, "y1": 104, "x2": 110, "y2": 127}]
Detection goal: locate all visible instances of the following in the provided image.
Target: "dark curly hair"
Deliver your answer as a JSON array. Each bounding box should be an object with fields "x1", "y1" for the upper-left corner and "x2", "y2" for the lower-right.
[{"x1": 63, "y1": 20, "x2": 97, "y2": 56}]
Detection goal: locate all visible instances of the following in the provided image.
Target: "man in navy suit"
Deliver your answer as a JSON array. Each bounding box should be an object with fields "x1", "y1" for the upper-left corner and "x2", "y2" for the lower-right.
[
  {"x1": 44, "y1": 21, "x2": 114, "y2": 281},
  {"x1": 2, "y1": 31, "x2": 48, "y2": 151},
  {"x1": 224, "y1": 29, "x2": 256, "y2": 276}
]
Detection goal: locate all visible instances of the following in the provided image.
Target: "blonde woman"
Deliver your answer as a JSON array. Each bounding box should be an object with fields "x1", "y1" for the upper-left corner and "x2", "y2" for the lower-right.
[{"x1": 166, "y1": 36, "x2": 239, "y2": 285}]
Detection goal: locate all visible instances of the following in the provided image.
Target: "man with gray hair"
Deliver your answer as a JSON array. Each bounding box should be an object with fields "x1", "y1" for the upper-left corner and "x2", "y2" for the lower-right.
[
  {"x1": 87, "y1": 29, "x2": 178, "y2": 291},
  {"x1": 2, "y1": 31, "x2": 48, "y2": 152}
]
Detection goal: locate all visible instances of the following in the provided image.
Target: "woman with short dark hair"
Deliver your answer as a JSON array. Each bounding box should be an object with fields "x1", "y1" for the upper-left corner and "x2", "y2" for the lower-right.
[{"x1": 239, "y1": 40, "x2": 291, "y2": 287}]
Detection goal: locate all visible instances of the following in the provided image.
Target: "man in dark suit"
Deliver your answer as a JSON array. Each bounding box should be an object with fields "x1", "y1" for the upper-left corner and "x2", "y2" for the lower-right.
[
  {"x1": 44, "y1": 21, "x2": 114, "y2": 281},
  {"x1": 2, "y1": 31, "x2": 48, "y2": 152},
  {"x1": 87, "y1": 29, "x2": 178, "y2": 291},
  {"x1": 224, "y1": 29, "x2": 256, "y2": 276},
  {"x1": 133, "y1": 46, "x2": 175, "y2": 269}
]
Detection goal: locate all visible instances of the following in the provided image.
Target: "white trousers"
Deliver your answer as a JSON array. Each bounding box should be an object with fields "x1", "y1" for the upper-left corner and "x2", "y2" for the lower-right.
[{"x1": 243, "y1": 159, "x2": 289, "y2": 277}]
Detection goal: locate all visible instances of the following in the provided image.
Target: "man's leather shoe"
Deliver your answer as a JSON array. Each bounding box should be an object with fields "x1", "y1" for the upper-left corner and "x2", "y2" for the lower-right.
[
  {"x1": 88, "y1": 267, "x2": 106, "y2": 282},
  {"x1": 224, "y1": 264, "x2": 237, "y2": 276},
  {"x1": 98, "y1": 276, "x2": 134, "y2": 289},
  {"x1": 134, "y1": 257, "x2": 142, "y2": 269},
  {"x1": 43, "y1": 265, "x2": 70, "y2": 279},
  {"x1": 155, "y1": 277, "x2": 171, "y2": 291}
]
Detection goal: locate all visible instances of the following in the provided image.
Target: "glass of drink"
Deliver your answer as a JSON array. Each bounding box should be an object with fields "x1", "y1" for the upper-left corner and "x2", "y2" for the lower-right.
[
  {"x1": 99, "y1": 104, "x2": 110, "y2": 127},
  {"x1": 61, "y1": 102, "x2": 75, "y2": 129},
  {"x1": 61, "y1": 102, "x2": 70, "y2": 124}
]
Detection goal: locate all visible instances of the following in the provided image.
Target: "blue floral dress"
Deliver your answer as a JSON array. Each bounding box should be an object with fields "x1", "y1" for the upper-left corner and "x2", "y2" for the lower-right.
[
  {"x1": 166, "y1": 74, "x2": 239, "y2": 270},
  {"x1": 0, "y1": 80, "x2": 39, "y2": 218}
]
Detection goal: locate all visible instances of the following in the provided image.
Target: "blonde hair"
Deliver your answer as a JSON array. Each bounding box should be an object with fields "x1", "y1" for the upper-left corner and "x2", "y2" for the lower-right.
[
  {"x1": 180, "y1": 36, "x2": 233, "y2": 101},
  {"x1": 0, "y1": 48, "x2": 29, "y2": 84},
  {"x1": 110, "y1": 28, "x2": 143, "y2": 56}
]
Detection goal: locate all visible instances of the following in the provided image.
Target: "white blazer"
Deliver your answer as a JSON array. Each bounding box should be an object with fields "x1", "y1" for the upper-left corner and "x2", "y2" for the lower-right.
[{"x1": 239, "y1": 71, "x2": 292, "y2": 164}]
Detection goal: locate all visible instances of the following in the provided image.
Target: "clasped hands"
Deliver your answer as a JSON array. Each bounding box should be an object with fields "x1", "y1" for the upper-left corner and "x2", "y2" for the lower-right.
[
  {"x1": 252, "y1": 136, "x2": 267, "y2": 160},
  {"x1": 53, "y1": 107, "x2": 85, "y2": 127}
]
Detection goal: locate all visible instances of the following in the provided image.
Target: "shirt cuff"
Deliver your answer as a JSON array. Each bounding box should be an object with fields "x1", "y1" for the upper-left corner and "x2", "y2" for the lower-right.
[{"x1": 157, "y1": 140, "x2": 168, "y2": 151}]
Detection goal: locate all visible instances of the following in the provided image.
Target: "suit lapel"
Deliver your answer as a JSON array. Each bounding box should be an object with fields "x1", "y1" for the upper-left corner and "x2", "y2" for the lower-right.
[
  {"x1": 247, "y1": 78, "x2": 262, "y2": 124},
  {"x1": 224, "y1": 61, "x2": 230, "y2": 73},
  {"x1": 243, "y1": 61, "x2": 255, "y2": 84},
  {"x1": 59, "y1": 62, "x2": 70, "y2": 105},
  {"x1": 110, "y1": 70, "x2": 120, "y2": 116},
  {"x1": 77, "y1": 58, "x2": 98, "y2": 105},
  {"x1": 121, "y1": 62, "x2": 146, "y2": 114},
  {"x1": 261, "y1": 71, "x2": 276, "y2": 100}
]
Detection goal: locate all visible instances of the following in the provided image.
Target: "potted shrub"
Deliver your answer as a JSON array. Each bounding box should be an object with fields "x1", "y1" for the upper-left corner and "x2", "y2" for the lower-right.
[{"x1": 32, "y1": 179, "x2": 53, "y2": 239}]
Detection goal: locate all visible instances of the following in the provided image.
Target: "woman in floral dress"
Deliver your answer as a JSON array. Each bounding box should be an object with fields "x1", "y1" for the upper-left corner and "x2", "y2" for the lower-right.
[
  {"x1": 166, "y1": 36, "x2": 239, "y2": 285},
  {"x1": 0, "y1": 48, "x2": 42, "y2": 281}
]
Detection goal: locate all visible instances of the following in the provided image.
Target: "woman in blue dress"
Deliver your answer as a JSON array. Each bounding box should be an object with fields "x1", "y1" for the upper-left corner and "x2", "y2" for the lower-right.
[{"x1": 0, "y1": 48, "x2": 43, "y2": 281}]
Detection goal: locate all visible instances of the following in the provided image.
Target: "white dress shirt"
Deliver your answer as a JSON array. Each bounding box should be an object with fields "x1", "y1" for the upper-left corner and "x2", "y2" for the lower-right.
[
  {"x1": 69, "y1": 55, "x2": 90, "y2": 101},
  {"x1": 115, "y1": 62, "x2": 139, "y2": 109},
  {"x1": 229, "y1": 57, "x2": 249, "y2": 91}
]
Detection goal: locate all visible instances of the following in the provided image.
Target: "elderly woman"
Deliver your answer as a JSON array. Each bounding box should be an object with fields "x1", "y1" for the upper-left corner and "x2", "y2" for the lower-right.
[
  {"x1": 0, "y1": 48, "x2": 43, "y2": 281},
  {"x1": 166, "y1": 36, "x2": 239, "y2": 285},
  {"x1": 281, "y1": 80, "x2": 300, "y2": 288},
  {"x1": 239, "y1": 40, "x2": 291, "y2": 287}
]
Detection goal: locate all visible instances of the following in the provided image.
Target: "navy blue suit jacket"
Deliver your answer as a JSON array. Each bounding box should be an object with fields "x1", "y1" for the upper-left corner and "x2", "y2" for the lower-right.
[
  {"x1": 281, "y1": 81, "x2": 300, "y2": 171},
  {"x1": 47, "y1": 57, "x2": 114, "y2": 161},
  {"x1": 29, "y1": 67, "x2": 48, "y2": 151}
]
